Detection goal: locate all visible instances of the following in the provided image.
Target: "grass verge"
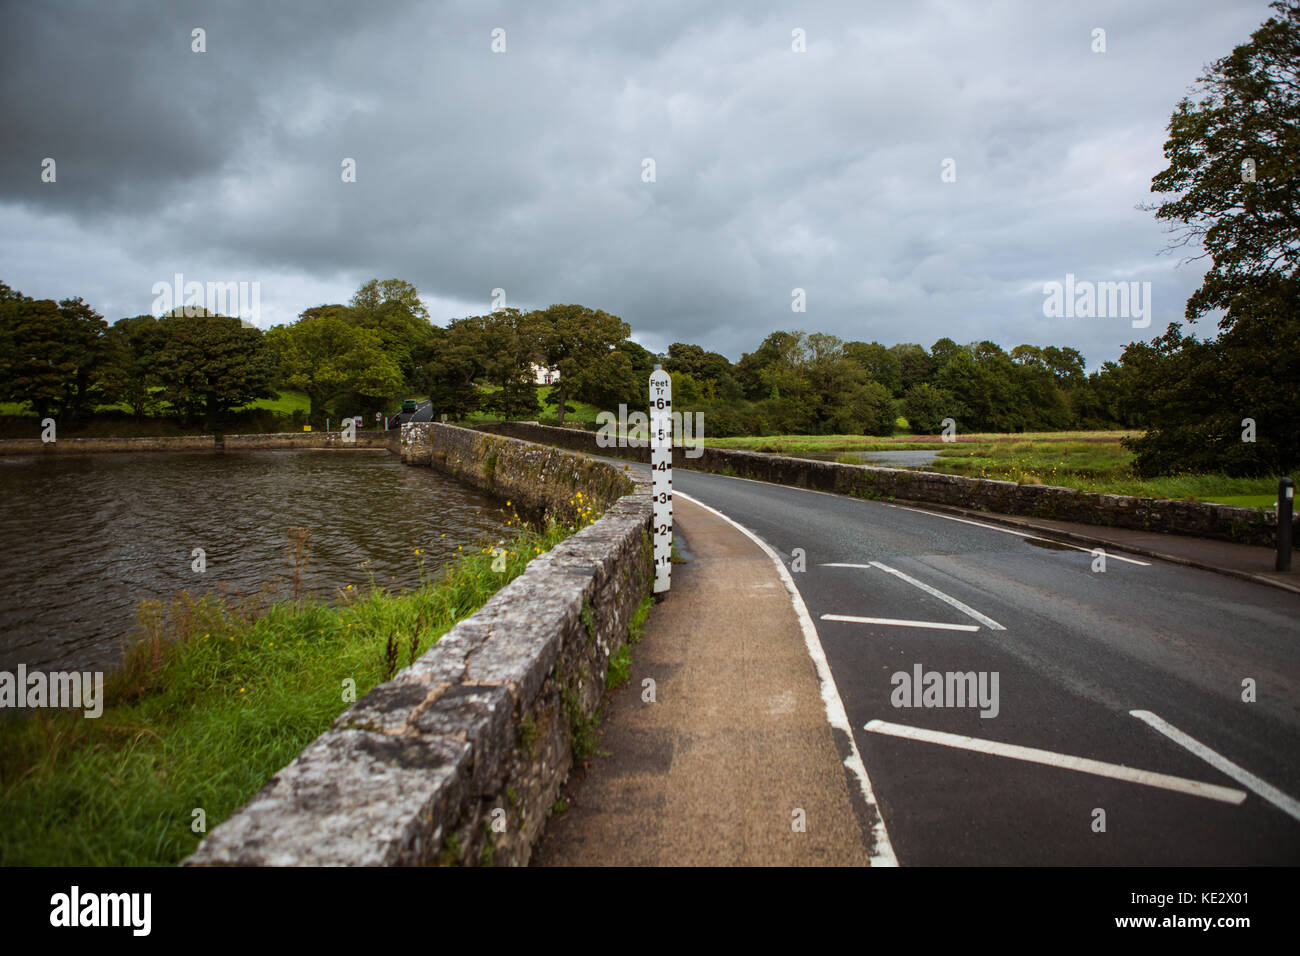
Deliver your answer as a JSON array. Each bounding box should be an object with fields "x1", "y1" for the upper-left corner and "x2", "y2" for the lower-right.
[{"x1": 0, "y1": 507, "x2": 595, "y2": 866}]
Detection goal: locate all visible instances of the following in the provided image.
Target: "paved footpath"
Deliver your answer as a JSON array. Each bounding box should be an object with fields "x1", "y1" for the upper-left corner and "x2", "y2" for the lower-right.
[{"x1": 532, "y1": 495, "x2": 877, "y2": 866}]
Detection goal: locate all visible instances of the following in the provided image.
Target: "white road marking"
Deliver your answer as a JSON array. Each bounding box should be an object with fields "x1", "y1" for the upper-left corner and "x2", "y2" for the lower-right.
[
  {"x1": 1130, "y1": 710, "x2": 1300, "y2": 823},
  {"x1": 675, "y1": 490, "x2": 898, "y2": 866},
  {"x1": 888, "y1": 504, "x2": 1151, "y2": 566},
  {"x1": 861, "y1": 560, "x2": 1005, "y2": 631},
  {"x1": 864, "y1": 719, "x2": 1247, "y2": 805},
  {"x1": 822, "y1": 614, "x2": 979, "y2": 632}
]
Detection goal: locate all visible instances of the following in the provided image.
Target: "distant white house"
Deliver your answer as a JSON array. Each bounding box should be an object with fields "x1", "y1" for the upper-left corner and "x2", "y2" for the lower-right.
[{"x1": 531, "y1": 363, "x2": 560, "y2": 385}]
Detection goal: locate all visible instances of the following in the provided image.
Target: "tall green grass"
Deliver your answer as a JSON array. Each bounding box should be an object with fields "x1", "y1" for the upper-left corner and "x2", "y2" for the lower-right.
[
  {"x1": 0, "y1": 504, "x2": 596, "y2": 866},
  {"x1": 703, "y1": 431, "x2": 1139, "y2": 455},
  {"x1": 929, "y1": 441, "x2": 1279, "y2": 504}
]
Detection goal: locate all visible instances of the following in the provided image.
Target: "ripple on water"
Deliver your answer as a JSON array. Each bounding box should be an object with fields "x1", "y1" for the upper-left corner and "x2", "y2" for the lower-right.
[{"x1": 0, "y1": 452, "x2": 515, "y2": 673}]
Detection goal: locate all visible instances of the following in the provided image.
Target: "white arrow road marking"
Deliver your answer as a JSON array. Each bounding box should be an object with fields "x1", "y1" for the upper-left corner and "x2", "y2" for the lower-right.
[
  {"x1": 864, "y1": 719, "x2": 1247, "y2": 805},
  {"x1": 888, "y1": 505, "x2": 1151, "y2": 566},
  {"x1": 823, "y1": 560, "x2": 1006, "y2": 631},
  {"x1": 1130, "y1": 710, "x2": 1300, "y2": 823},
  {"x1": 822, "y1": 614, "x2": 979, "y2": 632}
]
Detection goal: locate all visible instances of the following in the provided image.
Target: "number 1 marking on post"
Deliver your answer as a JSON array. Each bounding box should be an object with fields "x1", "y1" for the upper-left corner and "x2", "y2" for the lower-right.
[{"x1": 650, "y1": 365, "x2": 672, "y2": 593}]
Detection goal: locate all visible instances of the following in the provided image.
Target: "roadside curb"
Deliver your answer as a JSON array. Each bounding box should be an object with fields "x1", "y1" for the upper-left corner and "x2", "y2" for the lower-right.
[{"x1": 888, "y1": 498, "x2": 1300, "y2": 598}]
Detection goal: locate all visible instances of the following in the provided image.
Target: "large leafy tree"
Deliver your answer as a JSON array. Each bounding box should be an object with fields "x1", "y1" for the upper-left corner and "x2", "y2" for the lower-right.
[
  {"x1": 663, "y1": 342, "x2": 741, "y2": 402},
  {"x1": 532, "y1": 304, "x2": 630, "y2": 424},
  {"x1": 1144, "y1": 0, "x2": 1299, "y2": 320},
  {"x1": 901, "y1": 382, "x2": 954, "y2": 434},
  {"x1": 425, "y1": 319, "x2": 485, "y2": 420},
  {"x1": 0, "y1": 285, "x2": 108, "y2": 422},
  {"x1": 346, "y1": 279, "x2": 437, "y2": 390},
  {"x1": 1128, "y1": 1, "x2": 1300, "y2": 475},
  {"x1": 267, "y1": 312, "x2": 402, "y2": 421},
  {"x1": 464, "y1": 309, "x2": 544, "y2": 419},
  {"x1": 155, "y1": 313, "x2": 275, "y2": 429},
  {"x1": 736, "y1": 330, "x2": 801, "y2": 400},
  {"x1": 844, "y1": 340, "x2": 903, "y2": 396},
  {"x1": 101, "y1": 314, "x2": 165, "y2": 418}
]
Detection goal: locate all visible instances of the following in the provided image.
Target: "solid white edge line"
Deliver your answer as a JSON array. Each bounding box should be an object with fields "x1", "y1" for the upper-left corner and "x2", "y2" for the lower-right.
[
  {"x1": 1130, "y1": 710, "x2": 1300, "y2": 823},
  {"x1": 865, "y1": 719, "x2": 1247, "y2": 805},
  {"x1": 868, "y1": 561, "x2": 1006, "y2": 631},
  {"x1": 888, "y1": 504, "x2": 1151, "y2": 566},
  {"x1": 675, "y1": 490, "x2": 899, "y2": 866},
  {"x1": 821, "y1": 614, "x2": 979, "y2": 633}
]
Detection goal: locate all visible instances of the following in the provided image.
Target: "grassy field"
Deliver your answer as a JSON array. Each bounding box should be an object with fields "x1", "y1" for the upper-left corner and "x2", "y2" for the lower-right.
[
  {"x1": 1, "y1": 390, "x2": 312, "y2": 419},
  {"x1": 466, "y1": 385, "x2": 602, "y2": 426},
  {"x1": 1, "y1": 390, "x2": 318, "y2": 440},
  {"x1": 925, "y1": 440, "x2": 1279, "y2": 506},
  {"x1": 0, "y1": 502, "x2": 598, "y2": 866},
  {"x1": 703, "y1": 432, "x2": 1279, "y2": 507},
  {"x1": 705, "y1": 431, "x2": 1139, "y2": 455},
  {"x1": 241, "y1": 390, "x2": 311, "y2": 415}
]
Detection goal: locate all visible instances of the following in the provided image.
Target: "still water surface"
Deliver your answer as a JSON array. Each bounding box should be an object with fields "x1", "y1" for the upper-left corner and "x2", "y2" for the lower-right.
[{"x1": 0, "y1": 451, "x2": 513, "y2": 673}]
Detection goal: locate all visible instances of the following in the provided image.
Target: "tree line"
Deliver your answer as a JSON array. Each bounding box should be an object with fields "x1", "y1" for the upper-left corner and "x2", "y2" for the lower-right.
[
  {"x1": 0, "y1": 273, "x2": 1291, "y2": 477},
  {"x1": 1, "y1": 4, "x2": 1295, "y2": 478}
]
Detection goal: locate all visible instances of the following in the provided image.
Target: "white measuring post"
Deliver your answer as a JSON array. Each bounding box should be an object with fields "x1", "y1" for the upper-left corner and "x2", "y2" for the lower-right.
[{"x1": 650, "y1": 365, "x2": 673, "y2": 593}]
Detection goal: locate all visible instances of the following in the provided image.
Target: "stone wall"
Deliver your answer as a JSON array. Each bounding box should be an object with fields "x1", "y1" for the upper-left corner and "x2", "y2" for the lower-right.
[
  {"x1": 0, "y1": 431, "x2": 398, "y2": 455},
  {"x1": 401, "y1": 421, "x2": 638, "y2": 525},
  {"x1": 186, "y1": 422, "x2": 652, "y2": 866},
  {"x1": 474, "y1": 421, "x2": 1297, "y2": 549}
]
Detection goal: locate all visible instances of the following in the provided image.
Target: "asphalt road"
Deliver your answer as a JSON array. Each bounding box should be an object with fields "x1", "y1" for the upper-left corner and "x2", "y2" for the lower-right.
[{"x1": 627, "y1": 460, "x2": 1300, "y2": 865}]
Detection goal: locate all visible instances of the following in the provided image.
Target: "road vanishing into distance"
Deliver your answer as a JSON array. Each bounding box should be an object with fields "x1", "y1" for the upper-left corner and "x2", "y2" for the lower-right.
[{"x1": 620, "y1": 459, "x2": 1300, "y2": 865}]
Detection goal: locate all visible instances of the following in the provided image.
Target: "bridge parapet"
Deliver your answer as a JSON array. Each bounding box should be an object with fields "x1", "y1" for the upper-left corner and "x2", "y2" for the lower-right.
[{"x1": 186, "y1": 423, "x2": 651, "y2": 866}]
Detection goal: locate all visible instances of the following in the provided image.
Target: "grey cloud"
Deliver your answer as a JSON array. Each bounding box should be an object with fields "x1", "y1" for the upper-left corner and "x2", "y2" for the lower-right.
[{"x1": 0, "y1": 0, "x2": 1275, "y2": 365}]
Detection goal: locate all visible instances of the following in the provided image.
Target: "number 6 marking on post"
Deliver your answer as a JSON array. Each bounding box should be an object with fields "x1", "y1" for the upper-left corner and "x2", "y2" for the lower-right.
[{"x1": 650, "y1": 365, "x2": 673, "y2": 593}]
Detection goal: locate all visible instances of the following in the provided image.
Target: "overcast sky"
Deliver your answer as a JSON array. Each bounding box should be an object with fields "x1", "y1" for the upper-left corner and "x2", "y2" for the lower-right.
[{"x1": 0, "y1": 0, "x2": 1276, "y2": 369}]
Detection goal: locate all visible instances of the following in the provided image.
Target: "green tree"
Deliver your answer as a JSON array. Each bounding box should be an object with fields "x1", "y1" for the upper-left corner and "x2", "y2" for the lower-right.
[
  {"x1": 844, "y1": 341, "x2": 903, "y2": 396},
  {"x1": 1127, "y1": 0, "x2": 1300, "y2": 474},
  {"x1": 346, "y1": 279, "x2": 436, "y2": 390},
  {"x1": 471, "y1": 309, "x2": 544, "y2": 419},
  {"x1": 573, "y1": 346, "x2": 641, "y2": 412},
  {"x1": 1122, "y1": 279, "x2": 1299, "y2": 475},
  {"x1": 425, "y1": 320, "x2": 484, "y2": 420},
  {"x1": 737, "y1": 331, "x2": 802, "y2": 400},
  {"x1": 902, "y1": 383, "x2": 954, "y2": 434},
  {"x1": 890, "y1": 343, "x2": 936, "y2": 393},
  {"x1": 0, "y1": 287, "x2": 108, "y2": 422},
  {"x1": 101, "y1": 315, "x2": 165, "y2": 418},
  {"x1": 532, "y1": 304, "x2": 630, "y2": 424},
  {"x1": 1143, "y1": 0, "x2": 1300, "y2": 322},
  {"x1": 0, "y1": 294, "x2": 69, "y2": 420},
  {"x1": 267, "y1": 312, "x2": 402, "y2": 422},
  {"x1": 154, "y1": 314, "x2": 275, "y2": 430}
]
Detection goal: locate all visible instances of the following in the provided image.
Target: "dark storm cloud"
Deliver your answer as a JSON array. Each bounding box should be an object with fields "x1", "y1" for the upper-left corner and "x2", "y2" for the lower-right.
[{"x1": 0, "y1": 0, "x2": 1279, "y2": 362}]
